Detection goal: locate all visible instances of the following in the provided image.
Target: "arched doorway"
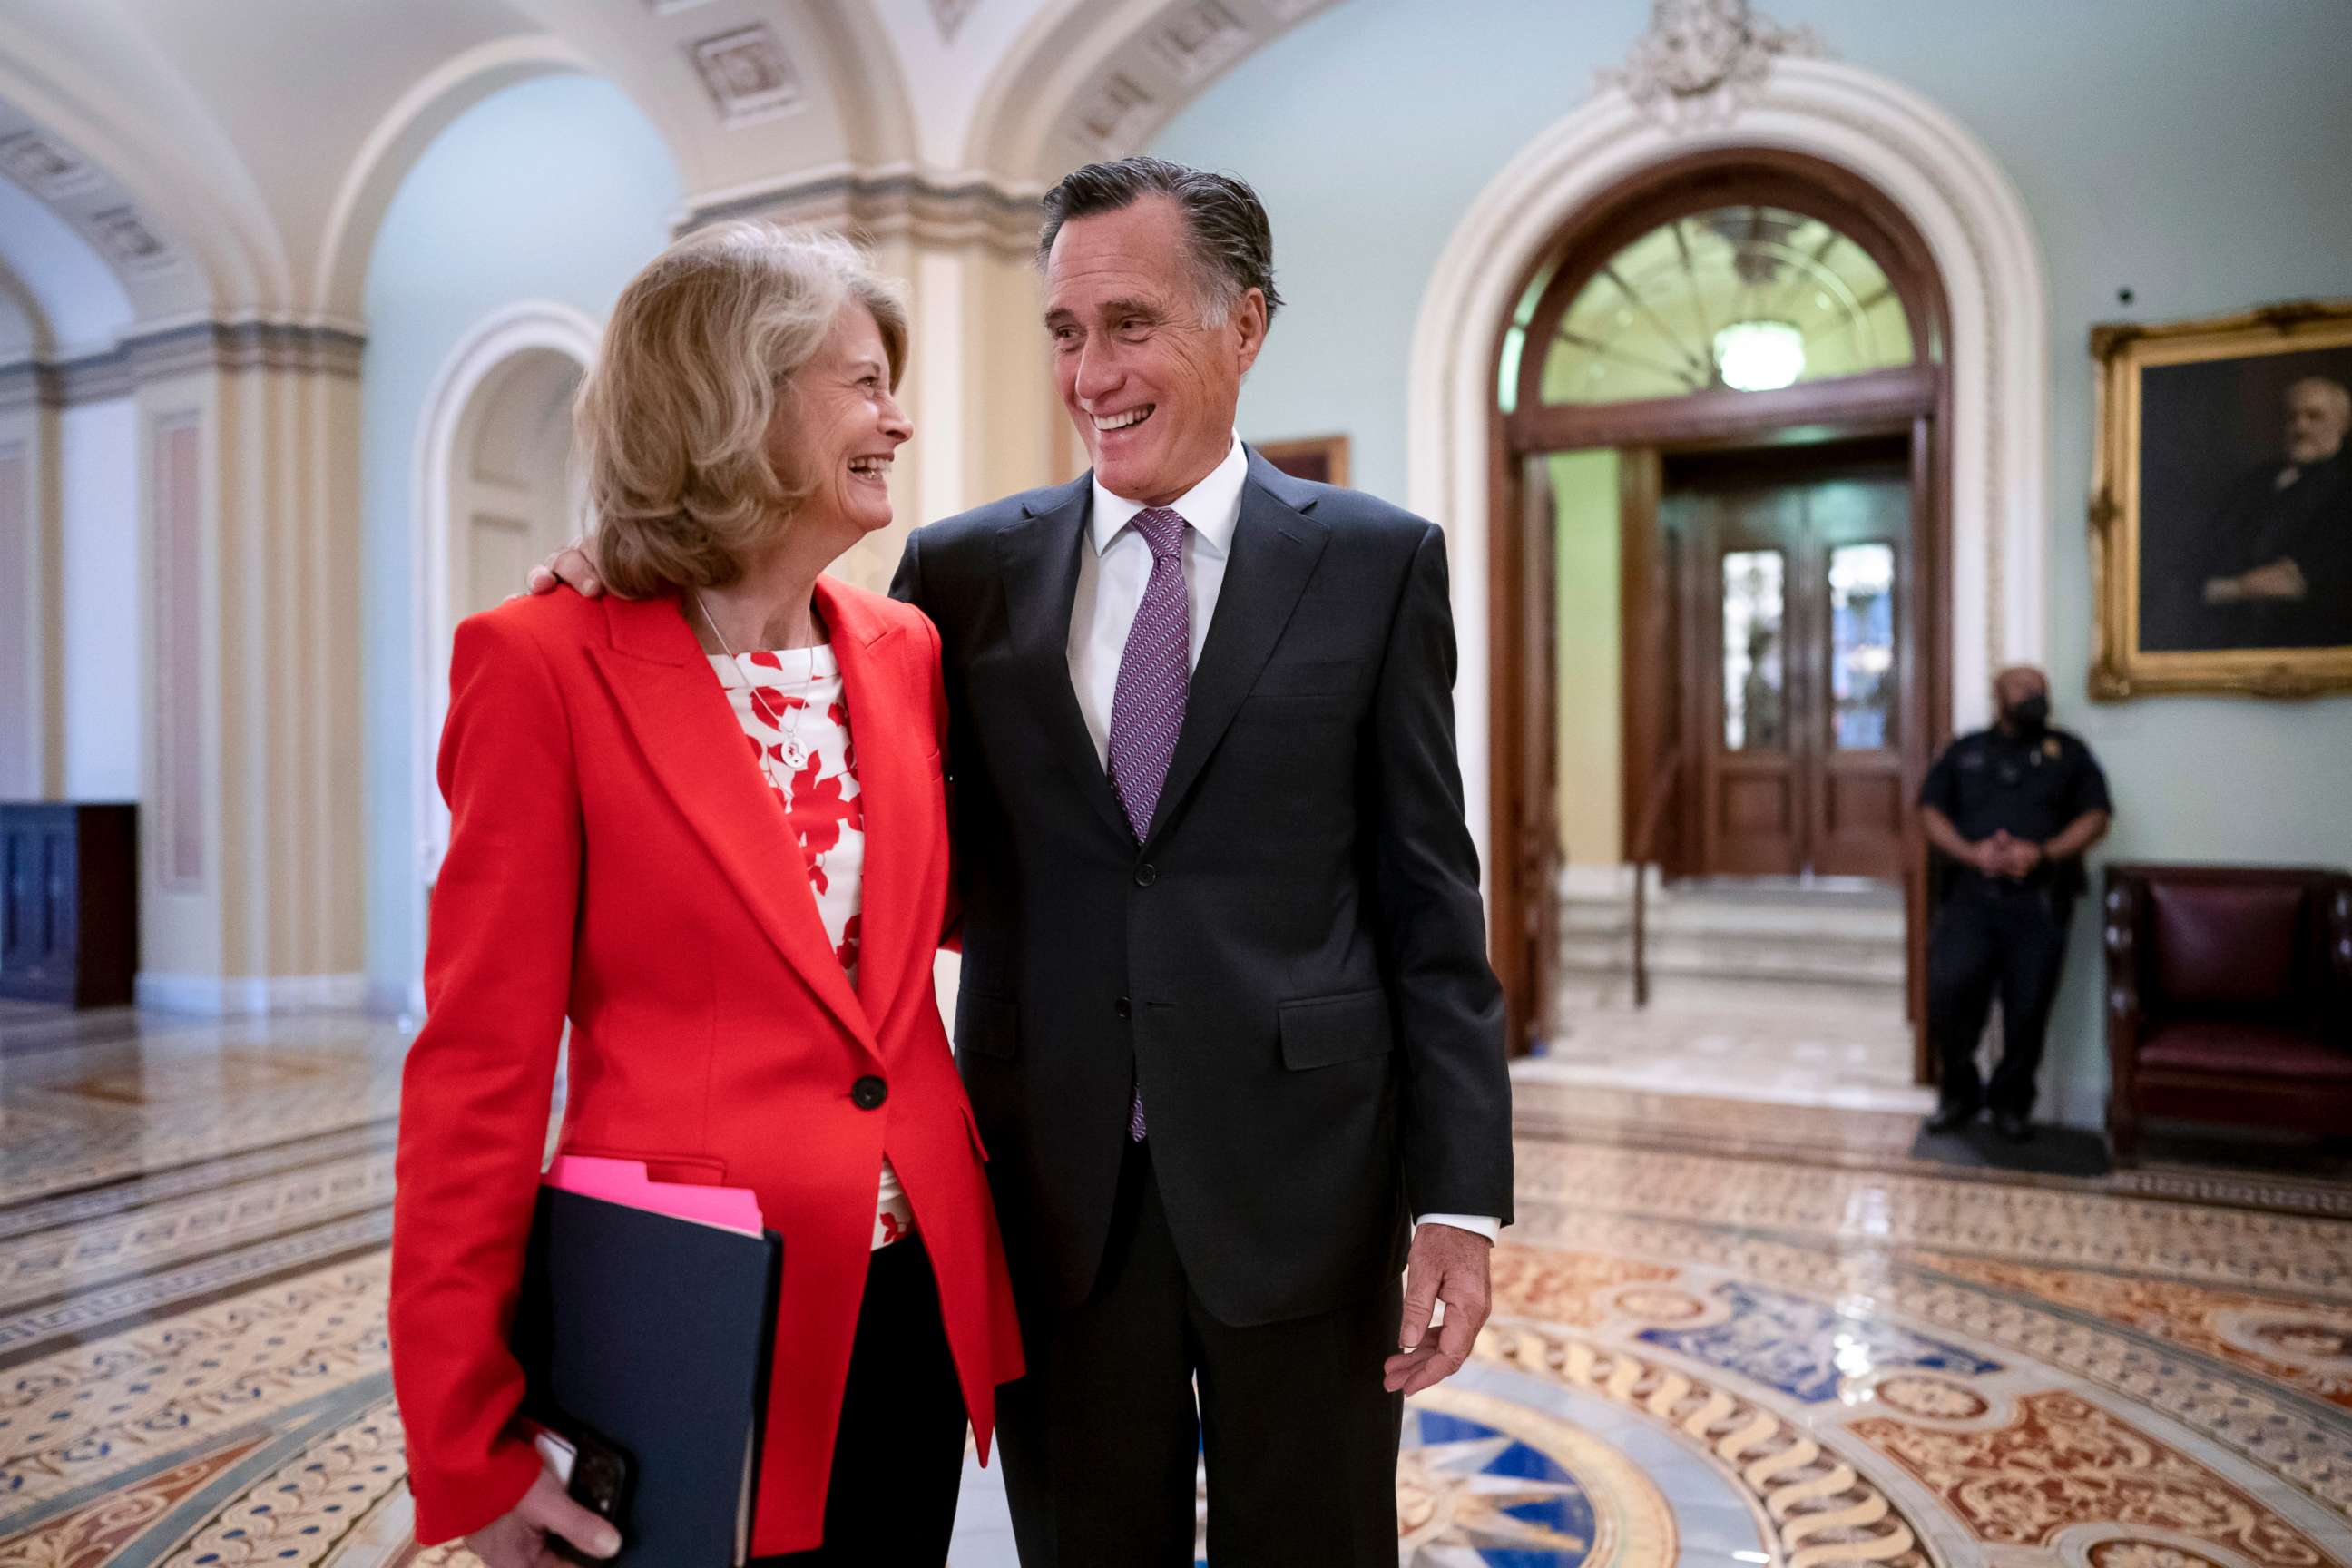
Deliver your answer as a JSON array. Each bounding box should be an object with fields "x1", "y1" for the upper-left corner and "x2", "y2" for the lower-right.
[
  {"x1": 410, "y1": 303, "x2": 597, "y2": 977},
  {"x1": 1491, "y1": 149, "x2": 1953, "y2": 1075},
  {"x1": 444, "y1": 346, "x2": 585, "y2": 622}
]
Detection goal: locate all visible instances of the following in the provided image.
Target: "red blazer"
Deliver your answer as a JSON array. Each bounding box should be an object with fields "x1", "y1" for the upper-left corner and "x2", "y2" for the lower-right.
[{"x1": 389, "y1": 579, "x2": 1021, "y2": 1557}]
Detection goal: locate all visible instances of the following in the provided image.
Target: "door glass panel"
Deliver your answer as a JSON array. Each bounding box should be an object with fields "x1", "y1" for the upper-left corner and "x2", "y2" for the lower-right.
[
  {"x1": 1828, "y1": 543, "x2": 1896, "y2": 750},
  {"x1": 1720, "y1": 550, "x2": 1786, "y2": 750}
]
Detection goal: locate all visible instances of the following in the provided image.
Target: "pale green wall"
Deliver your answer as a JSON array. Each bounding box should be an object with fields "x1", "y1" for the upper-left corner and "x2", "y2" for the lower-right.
[
  {"x1": 1154, "y1": 0, "x2": 2352, "y2": 1128},
  {"x1": 1552, "y1": 451, "x2": 1622, "y2": 866}
]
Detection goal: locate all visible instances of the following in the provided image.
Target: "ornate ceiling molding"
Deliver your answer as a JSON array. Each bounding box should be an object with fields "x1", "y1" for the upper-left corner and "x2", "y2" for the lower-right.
[
  {"x1": 966, "y1": 0, "x2": 1344, "y2": 183},
  {"x1": 1601, "y1": 0, "x2": 1827, "y2": 126},
  {"x1": 688, "y1": 24, "x2": 806, "y2": 125},
  {"x1": 683, "y1": 168, "x2": 1040, "y2": 257},
  {"x1": 82, "y1": 206, "x2": 180, "y2": 279},
  {"x1": 928, "y1": 0, "x2": 980, "y2": 42},
  {"x1": 0, "y1": 318, "x2": 365, "y2": 414},
  {"x1": 0, "y1": 129, "x2": 102, "y2": 200},
  {"x1": 0, "y1": 108, "x2": 191, "y2": 313}
]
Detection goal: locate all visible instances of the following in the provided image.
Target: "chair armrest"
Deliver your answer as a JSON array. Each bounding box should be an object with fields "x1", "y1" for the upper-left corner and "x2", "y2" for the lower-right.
[
  {"x1": 2102, "y1": 876, "x2": 2141, "y2": 1026},
  {"x1": 2331, "y1": 885, "x2": 2352, "y2": 1021}
]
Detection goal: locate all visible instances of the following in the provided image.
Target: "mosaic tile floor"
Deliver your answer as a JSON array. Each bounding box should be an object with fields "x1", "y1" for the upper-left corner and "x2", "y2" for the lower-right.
[{"x1": 0, "y1": 1006, "x2": 2347, "y2": 1567}]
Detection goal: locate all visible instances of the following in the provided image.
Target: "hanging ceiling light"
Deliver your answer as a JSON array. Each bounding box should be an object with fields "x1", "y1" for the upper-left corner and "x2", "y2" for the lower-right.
[{"x1": 1713, "y1": 319, "x2": 1806, "y2": 392}]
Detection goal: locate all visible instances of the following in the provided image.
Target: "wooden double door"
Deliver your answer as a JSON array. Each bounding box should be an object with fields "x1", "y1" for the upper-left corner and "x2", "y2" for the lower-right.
[{"x1": 1653, "y1": 441, "x2": 1918, "y2": 880}]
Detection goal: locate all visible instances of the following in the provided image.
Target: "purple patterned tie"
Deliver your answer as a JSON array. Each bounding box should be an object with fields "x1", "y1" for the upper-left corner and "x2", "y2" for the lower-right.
[{"x1": 1107, "y1": 505, "x2": 1189, "y2": 1141}]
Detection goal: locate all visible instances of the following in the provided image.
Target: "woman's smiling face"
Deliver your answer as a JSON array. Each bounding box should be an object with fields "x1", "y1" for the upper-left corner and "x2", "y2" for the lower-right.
[{"x1": 770, "y1": 300, "x2": 912, "y2": 542}]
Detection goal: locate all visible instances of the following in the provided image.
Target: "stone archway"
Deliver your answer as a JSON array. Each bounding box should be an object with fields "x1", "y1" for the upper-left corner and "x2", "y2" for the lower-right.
[
  {"x1": 408, "y1": 301, "x2": 597, "y2": 996},
  {"x1": 1407, "y1": 54, "x2": 2053, "y2": 897}
]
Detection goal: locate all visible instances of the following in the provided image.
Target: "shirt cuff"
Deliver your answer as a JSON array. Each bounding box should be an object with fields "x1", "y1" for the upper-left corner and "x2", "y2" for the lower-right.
[{"x1": 1414, "y1": 1213, "x2": 1501, "y2": 1243}]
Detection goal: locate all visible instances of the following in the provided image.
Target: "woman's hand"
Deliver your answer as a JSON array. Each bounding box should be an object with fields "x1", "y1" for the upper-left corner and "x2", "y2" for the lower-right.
[{"x1": 464, "y1": 1465, "x2": 622, "y2": 1568}]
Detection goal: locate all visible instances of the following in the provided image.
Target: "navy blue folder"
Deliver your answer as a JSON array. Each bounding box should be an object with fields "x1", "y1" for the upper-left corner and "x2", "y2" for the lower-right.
[{"x1": 509, "y1": 1186, "x2": 782, "y2": 1567}]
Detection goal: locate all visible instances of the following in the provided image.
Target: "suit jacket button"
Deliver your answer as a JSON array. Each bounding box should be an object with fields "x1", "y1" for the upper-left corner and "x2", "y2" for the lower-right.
[
  {"x1": 1114, "y1": 996, "x2": 1132, "y2": 1019},
  {"x1": 1134, "y1": 862, "x2": 1158, "y2": 887},
  {"x1": 851, "y1": 1075, "x2": 887, "y2": 1111}
]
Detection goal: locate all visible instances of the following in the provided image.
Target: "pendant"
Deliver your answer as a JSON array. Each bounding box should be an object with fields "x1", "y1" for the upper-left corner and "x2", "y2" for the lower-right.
[{"x1": 779, "y1": 738, "x2": 809, "y2": 771}]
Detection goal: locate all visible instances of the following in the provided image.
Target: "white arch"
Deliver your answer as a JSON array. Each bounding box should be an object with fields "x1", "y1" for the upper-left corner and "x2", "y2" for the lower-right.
[
  {"x1": 0, "y1": 14, "x2": 284, "y2": 315},
  {"x1": 964, "y1": 0, "x2": 1343, "y2": 184},
  {"x1": 407, "y1": 299, "x2": 600, "y2": 984},
  {"x1": 312, "y1": 35, "x2": 594, "y2": 322},
  {"x1": 1406, "y1": 57, "x2": 2051, "y2": 877}
]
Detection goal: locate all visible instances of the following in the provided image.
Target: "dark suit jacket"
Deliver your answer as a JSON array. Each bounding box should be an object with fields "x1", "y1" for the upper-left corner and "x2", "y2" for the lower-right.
[
  {"x1": 891, "y1": 448, "x2": 1512, "y2": 1328},
  {"x1": 2155, "y1": 453, "x2": 2352, "y2": 651}
]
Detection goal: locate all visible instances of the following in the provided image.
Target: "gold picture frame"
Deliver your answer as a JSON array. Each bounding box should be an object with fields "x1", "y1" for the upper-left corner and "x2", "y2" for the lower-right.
[{"x1": 2089, "y1": 299, "x2": 2352, "y2": 700}]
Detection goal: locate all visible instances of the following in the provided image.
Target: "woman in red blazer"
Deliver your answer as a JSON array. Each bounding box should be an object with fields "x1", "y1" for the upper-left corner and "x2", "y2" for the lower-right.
[{"x1": 389, "y1": 223, "x2": 1020, "y2": 1566}]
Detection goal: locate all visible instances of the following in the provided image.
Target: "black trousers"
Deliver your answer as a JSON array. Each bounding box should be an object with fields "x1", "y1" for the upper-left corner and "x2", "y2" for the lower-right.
[
  {"x1": 753, "y1": 1234, "x2": 967, "y2": 1566},
  {"x1": 996, "y1": 1144, "x2": 1403, "y2": 1568},
  {"x1": 1927, "y1": 884, "x2": 2072, "y2": 1117}
]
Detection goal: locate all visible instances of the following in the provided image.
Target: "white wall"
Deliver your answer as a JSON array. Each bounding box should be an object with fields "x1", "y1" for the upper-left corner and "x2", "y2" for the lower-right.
[
  {"x1": 358, "y1": 74, "x2": 681, "y2": 1007},
  {"x1": 58, "y1": 396, "x2": 138, "y2": 799},
  {"x1": 1152, "y1": 0, "x2": 2352, "y2": 1128}
]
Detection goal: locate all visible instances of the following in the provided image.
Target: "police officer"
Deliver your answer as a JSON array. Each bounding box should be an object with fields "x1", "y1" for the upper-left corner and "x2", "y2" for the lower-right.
[{"x1": 1919, "y1": 665, "x2": 2112, "y2": 1142}]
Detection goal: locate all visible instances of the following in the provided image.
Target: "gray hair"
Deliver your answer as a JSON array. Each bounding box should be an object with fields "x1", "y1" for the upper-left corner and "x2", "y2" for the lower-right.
[
  {"x1": 1035, "y1": 155, "x2": 1283, "y2": 328},
  {"x1": 577, "y1": 221, "x2": 906, "y2": 597}
]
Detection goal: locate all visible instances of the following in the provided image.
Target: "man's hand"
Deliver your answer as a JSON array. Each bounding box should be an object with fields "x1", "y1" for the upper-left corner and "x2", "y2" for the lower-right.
[
  {"x1": 2203, "y1": 574, "x2": 2247, "y2": 605},
  {"x1": 1383, "y1": 1223, "x2": 1492, "y2": 1397},
  {"x1": 1970, "y1": 831, "x2": 2013, "y2": 878},
  {"x1": 2205, "y1": 560, "x2": 2308, "y2": 603},
  {"x1": 465, "y1": 1465, "x2": 620, "y2": 1568},
  {"x1": 1995, "y1": 838, "x2": 2044, "y2": 879},
  {"x1": 525, "y1": 540, "x2": 604, "y2": 598},
  {"x1": 2239, "y1": 559, "x2": 2308, "y2": 601}
]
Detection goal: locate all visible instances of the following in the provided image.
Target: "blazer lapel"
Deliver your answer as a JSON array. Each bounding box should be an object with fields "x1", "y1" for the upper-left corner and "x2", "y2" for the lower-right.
[
  {"x1": 997, "y1": 483, "x2": 1133, "y2": 842},
  {"x1": 813, "y1": 577, "x2": 920, "y2": 1017},
  {"x1": 588, "y1": 593, "x2": 877, "y2": 1055},
  {"x1": 1146, "y1": 455, "x2": 1330, "y2": 846}
]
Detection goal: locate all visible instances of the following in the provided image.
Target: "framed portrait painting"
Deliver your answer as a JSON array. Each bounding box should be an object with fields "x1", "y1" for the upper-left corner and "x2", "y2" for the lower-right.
[
  {"x1": 1253, "y1": 434, "x2": 1350, "y2": 488},
  {"x1": 2090, "y1": 300, "x2": 2352, "y2": 698}
]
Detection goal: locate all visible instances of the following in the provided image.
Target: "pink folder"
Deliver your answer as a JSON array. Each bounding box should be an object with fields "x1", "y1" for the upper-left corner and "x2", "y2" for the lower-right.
[{"x1": 544, "y1": 1155, "x2": 766, "y2": 1237}]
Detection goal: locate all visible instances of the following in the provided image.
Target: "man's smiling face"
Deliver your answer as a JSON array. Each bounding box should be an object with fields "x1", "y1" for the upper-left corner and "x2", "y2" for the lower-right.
[{"x1": 1043, "y1": 194, "x2": 1265, "y2": 506}]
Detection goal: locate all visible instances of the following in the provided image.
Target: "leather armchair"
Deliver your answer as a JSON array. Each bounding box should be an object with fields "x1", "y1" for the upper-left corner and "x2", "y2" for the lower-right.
[{"x1": 2103, "y1": 863, "x2": 2352, "y2": 1164}]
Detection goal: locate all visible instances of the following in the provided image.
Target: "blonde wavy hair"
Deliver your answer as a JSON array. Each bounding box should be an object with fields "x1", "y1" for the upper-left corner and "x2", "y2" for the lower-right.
[{"x1": 577, "y1": 221, "x2": 907, "y2": 596}]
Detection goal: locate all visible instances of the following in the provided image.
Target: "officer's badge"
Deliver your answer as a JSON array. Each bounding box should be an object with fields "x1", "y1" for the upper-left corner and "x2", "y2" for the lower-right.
[{"x1": 2042, "y1": 738, "x2": 2060, "y2": 760}]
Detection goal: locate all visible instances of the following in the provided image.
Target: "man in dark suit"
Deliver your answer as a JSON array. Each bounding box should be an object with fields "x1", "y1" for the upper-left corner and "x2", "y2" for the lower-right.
[
  {"x1": 897, "y1": 158, "x2": 1512, "y2": 1563},
  {"x1": 2191, "y1": 376, "x2": 2352, "y2": 650}
]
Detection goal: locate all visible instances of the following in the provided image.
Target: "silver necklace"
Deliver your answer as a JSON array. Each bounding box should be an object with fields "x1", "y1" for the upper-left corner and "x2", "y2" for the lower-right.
[{"x1": 695, "y1": 592, "x2": 810, "y2": 774}]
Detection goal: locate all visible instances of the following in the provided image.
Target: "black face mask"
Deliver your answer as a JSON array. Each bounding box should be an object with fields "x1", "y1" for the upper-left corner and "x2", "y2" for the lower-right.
[{"x1": 2005, "y1": 694, "x2": 2050, "y2": 736}]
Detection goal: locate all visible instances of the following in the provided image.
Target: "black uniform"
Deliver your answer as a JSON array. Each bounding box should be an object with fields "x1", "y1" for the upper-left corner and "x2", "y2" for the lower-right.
[{"x1": 1918, "y1": 725, "x2": 2112, "y2": 1117}]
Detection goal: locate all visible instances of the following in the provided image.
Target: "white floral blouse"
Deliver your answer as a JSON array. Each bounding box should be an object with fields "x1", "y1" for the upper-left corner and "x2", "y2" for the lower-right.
[{"x1": 708, "y1": 646, "x2": 912, "y2": 1250}]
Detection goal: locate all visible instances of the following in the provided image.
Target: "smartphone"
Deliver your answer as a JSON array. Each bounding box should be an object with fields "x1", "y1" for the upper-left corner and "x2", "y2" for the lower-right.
[{"x1": 533, "y1": 1422, "x2": 635, "y2": 1560}]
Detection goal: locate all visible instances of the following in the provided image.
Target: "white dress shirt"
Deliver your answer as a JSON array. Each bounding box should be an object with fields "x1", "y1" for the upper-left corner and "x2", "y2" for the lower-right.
[{"x1": 1066, "y1": 435, "x2": 1500, "y2": 1247}]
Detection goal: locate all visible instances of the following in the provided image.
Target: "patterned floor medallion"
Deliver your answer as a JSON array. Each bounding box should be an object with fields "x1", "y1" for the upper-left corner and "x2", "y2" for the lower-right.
[
  {"x1": 1397, "y1": 1387, "x2": 1677, "y2": 1566},
  {"x1": 0, "y1": 1012, "x2": 2347, "y2": 1567},
  {"x1": 1854, "y1": 1389, "x2": 2330, "y2": 1566},
  {"x1": 1635, "y1": 1280, "x2": 2004, "y2": 1402},
  {"x1": 157, "y1": 1398, "x2": 409, "y2": 1567},
  {"x1": 0, "y1": 1435, "x2": 271, "y2": 1567},
  {"x1": 1488, "y1": 1250, "x2": 1679, "y2": 1329},
  {"x1": 1929, "y1": 1256, "x2": 2352, "y2": 1417},
  {"x1": 1861, "y1": 1372, "x2": 1992, "y2": 1421}
]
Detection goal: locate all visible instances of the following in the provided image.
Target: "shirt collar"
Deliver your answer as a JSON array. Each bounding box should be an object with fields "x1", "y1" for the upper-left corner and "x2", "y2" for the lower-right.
[{"x1": 1089, "y1": 433, "x2": 1246, "y2": 560}]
